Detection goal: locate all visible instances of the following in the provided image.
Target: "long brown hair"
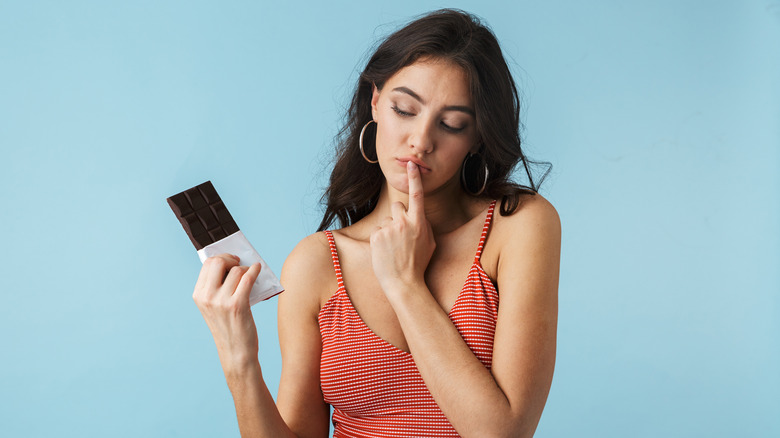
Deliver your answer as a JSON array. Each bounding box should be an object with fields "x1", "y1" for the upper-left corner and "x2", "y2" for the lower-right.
[{"x1": 317, "y1": 9, "x2": 550, "y2": 231}]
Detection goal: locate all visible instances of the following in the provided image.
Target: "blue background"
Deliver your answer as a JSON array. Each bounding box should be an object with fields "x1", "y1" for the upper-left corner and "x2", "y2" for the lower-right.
[{"x1": 2, "y1": 1, "x2": 778, "y2": 436}]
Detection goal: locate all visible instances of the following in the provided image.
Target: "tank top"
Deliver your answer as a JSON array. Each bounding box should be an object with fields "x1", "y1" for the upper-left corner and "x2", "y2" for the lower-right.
[{"x1": 318, "y1": 200, "x2": 499, "y2": 437}]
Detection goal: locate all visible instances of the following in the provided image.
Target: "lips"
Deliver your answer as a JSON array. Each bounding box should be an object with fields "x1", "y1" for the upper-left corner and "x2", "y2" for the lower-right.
[{"x1": 397, "y1": 157, "x2": 431, "y2": 174}]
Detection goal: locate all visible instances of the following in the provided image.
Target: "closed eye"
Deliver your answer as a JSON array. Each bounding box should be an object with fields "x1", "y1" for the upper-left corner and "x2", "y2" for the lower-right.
[
  {"x1": 393, "y1": 104, "x2": 467, "y2": 134},
  {"x1": 391, "y1": 105, "x2": 414, "y2": 117},
  {"x1": 441, "y1": 122, "x2": 465, "y2": 133}
]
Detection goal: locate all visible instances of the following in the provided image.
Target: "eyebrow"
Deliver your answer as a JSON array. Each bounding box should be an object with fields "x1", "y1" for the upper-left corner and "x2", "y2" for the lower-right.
[{"x1": 391, "y1": 86, "x2": 475, "y2": 117}]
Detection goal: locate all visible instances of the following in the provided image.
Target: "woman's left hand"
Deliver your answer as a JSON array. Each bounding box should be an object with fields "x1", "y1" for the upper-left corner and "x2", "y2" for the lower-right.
[{"x1": 369, "y1": 161, "x2": 436, "y2": 295}]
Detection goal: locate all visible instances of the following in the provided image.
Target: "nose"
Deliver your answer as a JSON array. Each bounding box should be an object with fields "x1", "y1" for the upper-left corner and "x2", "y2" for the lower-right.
[{"x1": 408, "y1": 119, "x2": 435, "y2": 154}]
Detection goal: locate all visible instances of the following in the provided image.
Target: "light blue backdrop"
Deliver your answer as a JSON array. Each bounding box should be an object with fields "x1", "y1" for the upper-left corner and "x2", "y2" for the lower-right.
[{"x1": 1, "y1": 1, "x2": 778, "y2": 437}]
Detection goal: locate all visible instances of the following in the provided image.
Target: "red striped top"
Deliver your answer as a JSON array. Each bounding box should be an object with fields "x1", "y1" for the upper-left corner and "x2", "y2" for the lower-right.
[{"x1": 318, "y1": 201, "x2": 499, "y2": 437}]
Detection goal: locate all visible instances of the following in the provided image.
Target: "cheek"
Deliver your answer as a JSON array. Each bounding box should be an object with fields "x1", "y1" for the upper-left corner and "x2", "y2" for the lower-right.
[
  {"x1": 375, "y1": 114, "x2": 404, "y2": 156},
  {"x1": 445, "y1": 153, "x2": 466, "y2": 175},
  {"x1": 438, "y1": 140, "x2": 472, "y2": 170},
  {"x1": 439, "y1": 153, "x2": 468, "y2": 186}
]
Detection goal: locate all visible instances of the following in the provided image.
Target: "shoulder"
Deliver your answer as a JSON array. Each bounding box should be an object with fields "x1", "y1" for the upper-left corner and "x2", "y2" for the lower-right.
[
  {"x1": 493, "y1": 192, "x2": 561, "y2": 243},
  {"x1": 485, "y1": 193, "x2": 561, "y2": 283},
  {"x1": 284, "y1": 231, "x2": 333, "y2": 267},
  {"x1": 280, "y1": 231, "x2": 336, "y2": 309}
]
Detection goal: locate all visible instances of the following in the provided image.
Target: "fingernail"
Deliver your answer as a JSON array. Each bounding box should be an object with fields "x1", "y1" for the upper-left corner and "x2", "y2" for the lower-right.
[{"x1": 231, "y1": 254, "x2": 240, "y2": 261}]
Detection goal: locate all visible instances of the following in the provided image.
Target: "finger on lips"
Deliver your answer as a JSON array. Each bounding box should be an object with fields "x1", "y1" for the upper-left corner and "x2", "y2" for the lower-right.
[{"x1": 406, "y1": 161, "x2": 424, "y2": 219}]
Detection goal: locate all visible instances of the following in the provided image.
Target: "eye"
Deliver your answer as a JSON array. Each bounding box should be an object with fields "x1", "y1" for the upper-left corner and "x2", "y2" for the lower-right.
[
  {"x1": 391, "y1": 105, "x2": 414, "y2": 117},
  {"x1": 441, "y1": 121, "x2": 466, "y2": 134}
]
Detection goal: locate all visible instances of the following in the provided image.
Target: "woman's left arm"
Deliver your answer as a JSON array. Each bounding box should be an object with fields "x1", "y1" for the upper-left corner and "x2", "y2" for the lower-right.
[{"x1": 372, "y1": 165, "x2": 561, "y2": 438}]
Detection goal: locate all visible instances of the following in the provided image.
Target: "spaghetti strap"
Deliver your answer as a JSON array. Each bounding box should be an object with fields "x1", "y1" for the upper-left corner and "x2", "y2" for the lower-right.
[
  {"x1": 323, "y1": 231, "x2": 344, "y2": 289},
  {"x1": 474, "y1": 200, "x2": 497, "y2": 262}
]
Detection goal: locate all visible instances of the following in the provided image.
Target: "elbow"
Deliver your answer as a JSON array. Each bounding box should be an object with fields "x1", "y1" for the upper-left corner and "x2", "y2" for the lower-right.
[
  {"x1": 488, "y1": 427, "x2": 536, "y2": 438},
  {"x1": 491, "y1": 410, "x2": 542, "y2": 438},
  {"x1": 463, "y1": 416, "x2": 537, "y2": 438}
]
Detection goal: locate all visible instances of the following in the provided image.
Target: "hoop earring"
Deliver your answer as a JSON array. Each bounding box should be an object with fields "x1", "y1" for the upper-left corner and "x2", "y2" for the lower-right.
[
  {"x1": 461, "y1": 152, "x2": 489, "y2": 196},
  {"x1": 359, "y1": 120, "x2": 378, "y2": 164}
]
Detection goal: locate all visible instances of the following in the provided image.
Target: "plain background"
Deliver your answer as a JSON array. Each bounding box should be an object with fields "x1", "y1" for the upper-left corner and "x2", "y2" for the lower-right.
[{"x1": 2, "y1": 1, "x2": 778, "y2": 436}]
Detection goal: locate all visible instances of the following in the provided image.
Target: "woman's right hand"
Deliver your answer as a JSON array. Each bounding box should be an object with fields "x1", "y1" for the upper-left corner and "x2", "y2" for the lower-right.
[{"x1": 192, "y1": 254, "x2": 263, "y2": 376}]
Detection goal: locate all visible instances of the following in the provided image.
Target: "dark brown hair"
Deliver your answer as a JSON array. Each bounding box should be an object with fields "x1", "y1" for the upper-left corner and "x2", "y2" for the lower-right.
[{"x1": 317, "y1": 9, "x2": 550, "y2": 231}]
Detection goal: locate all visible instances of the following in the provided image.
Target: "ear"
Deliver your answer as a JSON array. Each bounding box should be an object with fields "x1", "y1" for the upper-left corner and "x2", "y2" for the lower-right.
[
  {"x1": 470, "y1": 141, "x2": 482, "y2": 155},
  {"x1": 370, "y1": 83, "x2": 381, "y2": 120}
]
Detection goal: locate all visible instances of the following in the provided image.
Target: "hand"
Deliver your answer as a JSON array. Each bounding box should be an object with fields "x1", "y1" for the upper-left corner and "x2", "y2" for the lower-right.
[
  {"x1": 192, "y1": 254, "x2": 263, "y2": 374},
  {"x1": 369, "y1": 161, "x2": 436, "y2": 296}
]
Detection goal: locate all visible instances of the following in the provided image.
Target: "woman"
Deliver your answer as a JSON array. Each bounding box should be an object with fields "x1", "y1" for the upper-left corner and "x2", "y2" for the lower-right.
[{"x1": 193, "y1": 9, "x2": 561, "y2": 438}]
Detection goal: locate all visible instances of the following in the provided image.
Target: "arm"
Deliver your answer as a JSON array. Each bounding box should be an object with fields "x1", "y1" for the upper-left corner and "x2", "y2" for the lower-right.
[
  {"x1": 275, "y1": 234, "x2": 332, "y2": 436},
  {"x1": 192, "y1": 234, "x2": 331, "y2": 437},
  {"x1": 192, "y1": 255, "x2": 297, "y2": 438},
  {"x1": 390, "y1": 197, "x2": 559, "y2": 437},
  {"x1": 371, "y1": 164, "x2": 561, "y2": 437}
]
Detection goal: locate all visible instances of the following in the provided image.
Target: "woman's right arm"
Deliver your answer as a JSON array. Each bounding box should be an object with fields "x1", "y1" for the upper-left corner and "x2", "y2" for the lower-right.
[{"x1": 192, "y1": 233, "x2": 331, "y2": 437}]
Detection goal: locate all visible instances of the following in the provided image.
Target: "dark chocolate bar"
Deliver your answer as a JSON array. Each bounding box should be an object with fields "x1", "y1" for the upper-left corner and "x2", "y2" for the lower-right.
[{"x1": 167, "y1": 181, "x2": 240, "y2": 250}]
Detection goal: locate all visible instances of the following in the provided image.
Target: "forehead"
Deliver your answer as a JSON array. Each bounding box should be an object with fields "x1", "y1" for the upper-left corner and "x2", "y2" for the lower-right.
[{"x1": 384, "y1": 58, "x2": 472, "y2": 106}]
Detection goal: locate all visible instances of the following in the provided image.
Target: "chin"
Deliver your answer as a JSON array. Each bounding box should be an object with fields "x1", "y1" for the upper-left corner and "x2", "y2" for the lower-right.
[{"x1": 388, "y1": 177, "x2": 411, "y2": 194}]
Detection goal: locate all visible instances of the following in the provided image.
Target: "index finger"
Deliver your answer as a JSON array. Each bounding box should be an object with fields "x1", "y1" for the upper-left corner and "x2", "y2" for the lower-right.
[
  {"x1": 205, "y1": 254, "x2": 241, "y2": 289},
  {"x1": 406, "y1": 160, "x2": 424, "y2": 219},
  {"x1": 195, "y1": 253, "x2": 239, "y2": 290}
]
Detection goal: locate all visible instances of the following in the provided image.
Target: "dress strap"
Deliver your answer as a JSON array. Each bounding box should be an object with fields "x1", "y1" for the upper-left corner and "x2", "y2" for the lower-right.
[
  {"x1": 474, "y1": 200, "x2": 497, "y2": 262},
  {"x1": 323, "y1": 231, "x2": 345, "y2": 289}
]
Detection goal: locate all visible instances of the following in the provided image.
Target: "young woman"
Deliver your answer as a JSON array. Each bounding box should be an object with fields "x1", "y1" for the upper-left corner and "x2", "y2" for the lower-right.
[{"x1": 192, "y1": 9, "x2": 561, "y2": 438}]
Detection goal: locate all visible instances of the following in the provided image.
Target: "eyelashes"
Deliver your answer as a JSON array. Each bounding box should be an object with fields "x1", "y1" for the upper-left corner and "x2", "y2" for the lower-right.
[
  {"x1": 391, "y1": 105, "x2": 414, "y2": 117},
  {"x1": 390, "y1": 105, "x2": 465, "y2": 133}
]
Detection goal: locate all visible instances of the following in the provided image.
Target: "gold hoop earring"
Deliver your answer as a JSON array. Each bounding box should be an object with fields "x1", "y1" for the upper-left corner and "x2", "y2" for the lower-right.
[
  {"x1": 359, "y1": 120, "x2": 378, "y2": 164},
  {"x1": 461, "y1": 152, "x2": 489, "y2": 196}
]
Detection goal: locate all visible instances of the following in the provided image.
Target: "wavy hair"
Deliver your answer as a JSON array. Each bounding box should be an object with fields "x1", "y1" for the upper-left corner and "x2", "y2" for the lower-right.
[{"x1": 317, "y1": 9, "x2": 550, "y2": 231}]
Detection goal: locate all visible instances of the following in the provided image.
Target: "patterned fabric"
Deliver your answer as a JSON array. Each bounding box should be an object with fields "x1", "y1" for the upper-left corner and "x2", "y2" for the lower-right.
[{"x1": 318, "y1": 201, "x2": 499, "y2": 438}]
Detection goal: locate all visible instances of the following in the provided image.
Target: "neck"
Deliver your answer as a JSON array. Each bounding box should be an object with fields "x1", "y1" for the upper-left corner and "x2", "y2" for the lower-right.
[{"x1": 371, "y1": 179, "x2": 476, "y2": 236}]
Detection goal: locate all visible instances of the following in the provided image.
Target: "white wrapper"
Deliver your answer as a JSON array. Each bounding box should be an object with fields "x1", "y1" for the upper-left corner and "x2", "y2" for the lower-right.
[{"x1": 196, "y1": 231, "x2": 284, "y2": 305}]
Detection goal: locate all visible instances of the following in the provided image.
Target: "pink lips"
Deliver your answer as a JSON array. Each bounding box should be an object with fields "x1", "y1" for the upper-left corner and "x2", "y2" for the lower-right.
[{"x1": 397, "y1": 157, "x2": 431, "y2": 174}]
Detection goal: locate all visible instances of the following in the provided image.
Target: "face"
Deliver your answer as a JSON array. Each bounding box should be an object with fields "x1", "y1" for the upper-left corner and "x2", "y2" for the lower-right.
[{"x1": 370, "y1": 58, "x2": 479, "y2": 195}]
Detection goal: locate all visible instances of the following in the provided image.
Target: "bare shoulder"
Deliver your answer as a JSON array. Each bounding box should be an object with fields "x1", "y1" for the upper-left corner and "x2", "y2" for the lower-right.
[
  {"x1": 483, "y1": 193, "x2": 561, "y2": 284},
  {"x1": 279, "y1": 231, "x2": 336, "y2": 310},
  {"x1": 493, "y1": 192, "x2": 561, "y2": 244}
]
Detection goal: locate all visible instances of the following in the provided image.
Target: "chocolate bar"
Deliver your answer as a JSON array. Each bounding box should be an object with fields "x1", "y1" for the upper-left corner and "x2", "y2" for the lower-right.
[
  {"x1": 167, "y1": 181, "x2": 240, "y2": 250},
  {"x1": 167, "y1": 181, "x2": 284, "y2": 304}
]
